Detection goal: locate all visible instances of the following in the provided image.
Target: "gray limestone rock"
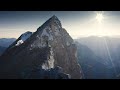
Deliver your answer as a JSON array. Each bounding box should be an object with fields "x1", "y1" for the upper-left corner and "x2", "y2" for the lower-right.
[{"x1": 0, "y1": 15, "x2": 83, "y2": 79}]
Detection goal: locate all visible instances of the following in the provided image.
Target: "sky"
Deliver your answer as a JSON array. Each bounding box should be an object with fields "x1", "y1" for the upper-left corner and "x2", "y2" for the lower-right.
[{"x1": 1, "y1": 11, "x2": 120, "y2": 39}]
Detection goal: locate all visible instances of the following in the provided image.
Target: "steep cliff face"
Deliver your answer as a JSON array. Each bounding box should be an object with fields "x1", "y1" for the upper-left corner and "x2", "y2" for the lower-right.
[{"x1": 0, "y1": 15, "x2": 82, "y2": 79}]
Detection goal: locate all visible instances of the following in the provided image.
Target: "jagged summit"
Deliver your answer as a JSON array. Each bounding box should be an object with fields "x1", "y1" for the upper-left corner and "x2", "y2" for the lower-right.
[
  {"x1": 48, "y1": 15, "x2": 59, "y2": 22},
  {"x1": 37, "y1": 15, "x2": 62, "y2": 32},
  {"x1": 50, "y1": 15, "x2": 58, "y2": 19},
  {"x1": 50, "y1": 15, "x2": 60, "y2": 22}
]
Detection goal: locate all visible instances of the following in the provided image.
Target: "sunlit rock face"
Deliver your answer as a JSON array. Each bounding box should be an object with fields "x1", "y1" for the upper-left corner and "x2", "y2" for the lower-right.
[{"x1": 0, "y1": 15, "x2": 83, "y2": 79}]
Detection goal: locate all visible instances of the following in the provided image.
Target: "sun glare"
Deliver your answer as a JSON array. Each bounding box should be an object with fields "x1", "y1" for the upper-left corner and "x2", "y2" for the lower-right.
[{"x1": 96, "y1": 13, "x2": 104, "y2": 23}]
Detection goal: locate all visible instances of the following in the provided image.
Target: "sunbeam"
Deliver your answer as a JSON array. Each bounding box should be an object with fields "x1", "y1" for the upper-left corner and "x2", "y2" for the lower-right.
[{"x1": 103, "y1": 37, "x2": 117, "y2": 76}]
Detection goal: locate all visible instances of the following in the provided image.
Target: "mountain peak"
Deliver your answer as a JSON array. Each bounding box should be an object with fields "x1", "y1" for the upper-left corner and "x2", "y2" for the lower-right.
[
  {"x1": 0, "y1": 16, "x2": 82, "y2": 79},
  {"x1": 51, "y1": 15, "x2": 58, "y2": 19},
  {"x1": 50, "y1": 15, "x2": 59, "y2": 21},
  {"x1": 48, "y1": 15, "x2": 61, "y2": 25},
  {"x1": 37, "y1": 15, "x2": 62, "y2": 33}
]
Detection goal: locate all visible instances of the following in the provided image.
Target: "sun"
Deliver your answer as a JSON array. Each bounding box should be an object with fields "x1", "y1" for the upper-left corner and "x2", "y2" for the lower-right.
[{"x1": 96, "y1": 13, "x2": 104, "y2": 23}]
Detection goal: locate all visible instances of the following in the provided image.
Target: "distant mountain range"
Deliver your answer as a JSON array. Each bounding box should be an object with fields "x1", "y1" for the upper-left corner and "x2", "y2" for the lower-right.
[
  {"x1": 75, "y1": 41, "x2": 116, "y2": 79},
  {"x1": 0, "y1": 38, "x2": 16, "y2": 55},
  {"x1": 75, "y1": 36, "x2": 120, "y2": 79},
  {"x1": 0, "y1": 38, "x2": 16, "y2": 47}
]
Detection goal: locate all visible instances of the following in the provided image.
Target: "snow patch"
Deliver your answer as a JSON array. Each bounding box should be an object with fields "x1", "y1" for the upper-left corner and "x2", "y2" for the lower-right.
[
  {"x1": 62, "y1": 45, "x2": 64, "y2": 48},
  {"x1": 15, "y1": 40, "x2": 24, "y2": 46},
  {"x1": 15, "y1": 31, "x2": 32, "y2": 47},
  {"x1": 42, "y1": 48, "x2": 54, "y2": 70},
  {"x1": 42, "y1": 63, "x2": 49, "y2": 70},
  {"x1": 41, "y1": 28, "x2": 53, "y2": 41},
  {"x1": 66, "y1": 41, "x2": 70, "y2": 46},
  {"x1": 29, "y1": 45, "x2": 33, "y2": 50},
  {"x1": 75, "y1": 51, "x2": 77, "y2": 58},
  {"x1": 48, "y1": 44, "x2": 51, "y2": 47},
  {"x1": 36, "y1": 35, "x2": 41, "y2": 39},
  {"x1": 21, "y1": 32, "x2": 32, "y2": 42},
  {"x1": 54, "y1": 26, "x2": 60, "y2": 36}
]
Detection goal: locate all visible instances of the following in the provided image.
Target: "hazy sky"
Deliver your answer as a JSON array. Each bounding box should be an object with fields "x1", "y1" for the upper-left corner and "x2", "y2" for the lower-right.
[{"x1": 1, "y1": 11, "x2": 120, "y2": 39}]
